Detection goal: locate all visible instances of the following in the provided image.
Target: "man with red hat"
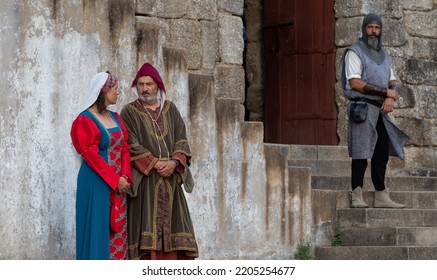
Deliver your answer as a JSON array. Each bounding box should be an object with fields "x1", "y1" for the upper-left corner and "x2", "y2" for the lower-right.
[{"x1": 121, "y1": 62, "x2": 198, "y2": 259}]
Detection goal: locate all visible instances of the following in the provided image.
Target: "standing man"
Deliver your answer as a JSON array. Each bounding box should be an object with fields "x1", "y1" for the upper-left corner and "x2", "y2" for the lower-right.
[
  {"x1": 341, "y1": 13, "x2": 410, "y2": 208},
  {"x1": 121, "y1": 62, "x2": 198, "y2": 259}
]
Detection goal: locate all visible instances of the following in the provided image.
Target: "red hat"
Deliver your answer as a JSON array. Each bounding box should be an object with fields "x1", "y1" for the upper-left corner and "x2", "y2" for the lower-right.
[{"x1": 131, "y1": 63, "x2": 166, "y2": 93}]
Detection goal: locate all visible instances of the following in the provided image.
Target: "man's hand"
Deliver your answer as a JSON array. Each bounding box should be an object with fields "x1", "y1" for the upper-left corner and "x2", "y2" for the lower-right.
[
  {"x1": 155, "y1": 160, "x2": 177, "y2": 178},
  {"x1": 382, "y1": 97, "x2": 395, "y2": 114}
]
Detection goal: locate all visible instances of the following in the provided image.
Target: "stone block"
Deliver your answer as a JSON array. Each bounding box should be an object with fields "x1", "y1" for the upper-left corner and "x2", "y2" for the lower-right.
[
  {"x1": 189, "y1": 73, "x2": 215, "y2": 119},
  {"x1": 312, "y1": 190, "x2": 337, "y2": 226},
  {"x1": 399, "y1": 0, "x2": 434, "y2": 10},
  {"x1": 394, "y1": 84, "x2": 415, "y2": 109},
  {"x1": 218, "y1": 14, "x2": 244, "y2": 65},
  {"x1": 403, "y1": 59, "x2": 437, "y2": 86},
  {"x1": 246, "y1": 85, "x2": 263, "y2": 114},
  {"x1": 408, "y1": 247, "x2": 437, "y2": 260},
  {"x1": 201, "y1": 20, "x2": 219, "y2": 70},
  {"x1": 404, "y1": 10, "x2": 437, "y2": 38},
  {"x1": 398, "y1": 227, "x2": 437, "y2": 246},
  {"x1": 383, "y1": 18, "x2": 406, "y2": 47},
  {"x1": 135, "y1": 17, "x2": 169, "y2": 66},
  {"x1": 245, "y1": 42, "x2": 263, "y2": 86},
  {"x1": 137, "y1": 0, "x2": 187, "y2": 18},
  {"x1": 340, "y1": 227, "x2": 397, "y2": 246},
  {"x1": 215, "y1": 64, "x2": 245, "y2": 101},
  {"x1": 316, "y1": 246, "x2": 408, "y2": 260},
  {"x1": 218, "y1": 0, "x2": 244, "y2": 16},
  {"x1": 168, "y1": 19, "x2": 202, "y2": 70},
  {"x1": 335, "y1": 17, "x2": 361, "y2": 47},
  {"x1": 289, "y1": 145, "x2": 318, "y2": 160},
  {"x1": 334, "y1": 0, "x2": 365, "y2": 18},
  {"x1": 410, "y1": 38, "x2": 437, "y2": 60},
  {"x1": 416, "y1": 86, "x2": 437, "y2": 118},
  {"x1": 403, "y1": 146, "x2": 437, "y2": 170},
  {"x1": 396, "y1": 117, "x2": 437, "y2": 146},
  {"x1": 187, "y1": 0, "x2": 217, "y2": 20},
  {"x1": 243, "y1": 0, "x2": 263, "y2": 42}
]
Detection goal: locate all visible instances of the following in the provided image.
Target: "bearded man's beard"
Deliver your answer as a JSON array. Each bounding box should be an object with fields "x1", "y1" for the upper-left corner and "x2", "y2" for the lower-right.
[
  {"x1": 367, "y1": 36, "x2": 379, "y2": 49},
  {"x1": 140, "y1": 93, "x2": 159, "y2": 103},
  {"x1": 138, "y1": 88, "x2": 161, "y2": 104}
]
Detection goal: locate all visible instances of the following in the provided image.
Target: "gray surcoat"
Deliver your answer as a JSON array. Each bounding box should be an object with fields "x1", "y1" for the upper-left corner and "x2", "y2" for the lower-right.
[{"x1": 341, "y1": 42, "x2": 410, "y2": 159}]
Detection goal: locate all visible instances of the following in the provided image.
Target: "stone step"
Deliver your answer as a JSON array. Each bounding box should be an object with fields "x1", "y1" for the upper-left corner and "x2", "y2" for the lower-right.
[
  {"x1": 315, "y1": 246, "x2": 437, "y2": 260},
  {"x1": 337, "y1": 227, "x2": 437, "y2": 246},
  {"x1": 326, "y1": 190, "x2": 437, "y2": 209},
  {"x1": 288, "y1": 145, "x2": 350, "y2": 160},
  {"x1": 336, "y1": 209, "x2": 437, "y2": 228},
  {"x1": 287, "y1": 144, "x2": 437, "y2": 177},
  {"x1": 312, "y1": 175, "x2": 437, "y2": 191},
  {"x1": 288, "y1": 159, "x2": 352, "y2": 176},
  {"x1": 288, "y1": 158, "x2": 415, "y2": 176}
]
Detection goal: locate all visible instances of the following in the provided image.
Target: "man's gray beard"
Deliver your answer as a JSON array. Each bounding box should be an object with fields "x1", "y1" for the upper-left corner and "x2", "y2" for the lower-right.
[
  {"x1": 367, "y1": 37, "x2": 379, "y2": 49},
  {"x1": 139, "y1": 90, "x2": 160, "y2": 104}
]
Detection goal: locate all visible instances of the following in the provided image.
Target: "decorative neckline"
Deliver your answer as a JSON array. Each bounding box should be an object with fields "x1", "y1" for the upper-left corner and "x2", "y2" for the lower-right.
[{"x1": 88, "y1": 109, "x2": 117, "y2": 129}]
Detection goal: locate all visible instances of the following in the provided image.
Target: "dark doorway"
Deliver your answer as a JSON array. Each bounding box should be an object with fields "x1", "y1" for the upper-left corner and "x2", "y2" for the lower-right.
[{"x1": 263, "y1": 0, "x2": 338, "y2": 145}]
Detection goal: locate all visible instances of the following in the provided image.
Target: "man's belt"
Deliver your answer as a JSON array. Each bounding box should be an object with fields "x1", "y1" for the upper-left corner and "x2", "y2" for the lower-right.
[{"x1": 350, "y1": 98, "x2": 382, "y2": 108}]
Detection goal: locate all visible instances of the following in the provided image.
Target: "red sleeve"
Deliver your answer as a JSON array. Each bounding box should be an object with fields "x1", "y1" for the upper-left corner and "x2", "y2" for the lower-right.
[
  {"x1": 132, "y1": 155, "x2": 158, "y2": 176},
  {"x1": 115, "y1": 113, "x2": 133, "y2": 185},
  {"x1": 172, "y1": 152, "x2": 186, "y2": 174},
  {"x1": 70, "y1": 115, "x2": 120, "y2": 191}
]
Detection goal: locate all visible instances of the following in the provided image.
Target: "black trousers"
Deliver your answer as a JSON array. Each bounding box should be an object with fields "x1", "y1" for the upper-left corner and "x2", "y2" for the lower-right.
[{"x1": 351, "y1": 113, "x2": 389, "y2": 191}]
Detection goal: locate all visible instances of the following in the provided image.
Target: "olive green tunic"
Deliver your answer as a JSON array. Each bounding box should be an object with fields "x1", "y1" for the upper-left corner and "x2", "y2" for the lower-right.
[{"x1": 120, "y1": 100, "x2": 198, "y2": 259}]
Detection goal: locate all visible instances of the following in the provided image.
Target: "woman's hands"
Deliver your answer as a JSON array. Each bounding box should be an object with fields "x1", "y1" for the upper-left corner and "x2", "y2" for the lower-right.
[{"x1": 117, "y1": 176, "x2": 130, "y2": 193}]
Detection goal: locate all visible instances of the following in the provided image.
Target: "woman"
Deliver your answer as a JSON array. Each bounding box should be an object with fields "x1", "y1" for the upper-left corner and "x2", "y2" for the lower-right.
[{"x1": 70, "y1": 71, "x2": 132, "y2": 260}]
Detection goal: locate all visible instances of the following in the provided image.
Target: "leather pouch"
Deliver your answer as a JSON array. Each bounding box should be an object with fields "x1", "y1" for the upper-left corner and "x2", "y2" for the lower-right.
[{"x1": 350, "y1": 100, "x2": 368, "y2": 123}]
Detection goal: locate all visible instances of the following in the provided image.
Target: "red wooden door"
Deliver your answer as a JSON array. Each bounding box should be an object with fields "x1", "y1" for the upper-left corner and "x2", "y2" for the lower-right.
[{"x1": 263, "y1": 0, "x2": 338, "y2": 145}]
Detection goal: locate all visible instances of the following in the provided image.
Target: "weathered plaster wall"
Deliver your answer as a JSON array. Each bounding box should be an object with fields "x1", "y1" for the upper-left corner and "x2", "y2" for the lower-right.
[{"x1": 0, "y1": 0, "x2": 136, "y2": 259}]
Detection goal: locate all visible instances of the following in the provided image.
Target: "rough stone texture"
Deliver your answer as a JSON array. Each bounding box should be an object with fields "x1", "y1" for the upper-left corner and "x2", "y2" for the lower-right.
[
  {"x1": 246, "y1": 85, "x2": 263, "y2": 115},
  {"x1": 215, "y1": 64, "x2": 245, "y2": 102},
  {"x1": 137, "y1": 0, "x2": 187, "y2": 18},
  {"x1": 243, "y1": 0, "x2": 264, "y2": 121},
  {"x1": 168, "y1": 19, "x2": 203, "y2": 70},
  {"x1": 187, "y1": 0, "x2": 217, "y2": 20},
  {"x1": 218, "y1": 0, "x2": 244, "y2": 16},
  {"x1": 218, "y1": 14, "x2": 244, "y2": 65},
  {"x1": 201, "y1": 20, "x2": 219, "y2": 70}
]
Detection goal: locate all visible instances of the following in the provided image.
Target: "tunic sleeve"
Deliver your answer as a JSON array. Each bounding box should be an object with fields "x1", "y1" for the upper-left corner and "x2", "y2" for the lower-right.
[
  {"x1": 170, "y1": 102, "x2": 191, "y2": 170},
  {"x1": 114, "y1": 112, "x2": 133, "y2": 185},
  {"x1": 70, "y1": 115, "x2": 120, "y2": 191}
]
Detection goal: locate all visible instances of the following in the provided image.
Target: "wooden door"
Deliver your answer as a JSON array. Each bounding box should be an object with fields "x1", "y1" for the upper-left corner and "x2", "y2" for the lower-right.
[{"x1": 263, "y1": 0, "x2": 338, "y2": 145}]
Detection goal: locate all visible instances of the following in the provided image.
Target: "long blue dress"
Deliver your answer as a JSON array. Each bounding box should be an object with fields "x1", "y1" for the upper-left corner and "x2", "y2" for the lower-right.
[{"x1": 71, "y1": 110, "x2": 131, "y2": 260}]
